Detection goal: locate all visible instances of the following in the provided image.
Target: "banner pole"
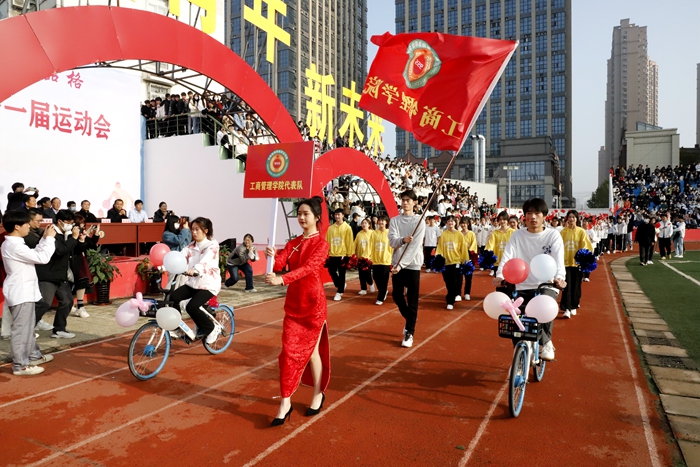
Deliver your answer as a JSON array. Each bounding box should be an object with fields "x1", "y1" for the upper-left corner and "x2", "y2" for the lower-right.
[{"x1": 266, "y1": 198, "x2": 279, "y2": 275}]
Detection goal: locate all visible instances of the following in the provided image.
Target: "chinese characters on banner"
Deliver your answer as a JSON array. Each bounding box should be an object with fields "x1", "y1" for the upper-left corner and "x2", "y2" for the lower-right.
[
  {"x1": 244, "y1": 141, "x2": 315, "y2": 199},
  {"x1": 168, "y1": 0, "x2": 217, "y2": 34},
  {"x1": 44, "y1": 71, "x2": 84, "y2": 89},
  {"x1": 243, "y1": 0, "x2": 290, "y2": 64},
  {"x1": 358, "y1": 32, "x2": 517, "y2": 152},
  {"x1": 3, "y1": 100, "x2": 111, "y2": 139}
]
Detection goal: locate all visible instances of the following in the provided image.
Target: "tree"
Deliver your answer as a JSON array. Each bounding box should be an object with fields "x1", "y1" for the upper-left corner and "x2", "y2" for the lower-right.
[{"x1": 587, "y1": 180, "x2": 609, "y2": 208}]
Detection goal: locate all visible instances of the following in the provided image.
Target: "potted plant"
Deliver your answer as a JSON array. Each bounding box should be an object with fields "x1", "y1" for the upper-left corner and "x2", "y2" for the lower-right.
[
  {"x1": 136, "y1": 258, "x2": 162, "y2": 295},
  {"x1": 219, "y1": 244, "x2": 231, "y2": 283},
  {"x1": 86, "y1": 250, "x2": 121, "y2": 305}
]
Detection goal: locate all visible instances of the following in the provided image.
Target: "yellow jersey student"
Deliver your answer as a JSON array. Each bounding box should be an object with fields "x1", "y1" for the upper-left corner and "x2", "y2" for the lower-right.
[
  {"x1": 559, "y1": 210, "x2": 593, "y2": 319},
  {"x1": 370, "y1": 215, "x2": 393, "y2": 305},
  {"x1": 436, "y1": 216, "x2": 469, "y2": 310},
  {"x1": 326, "y1": 208, "x2": 354, "y2": 301},
  {"x1": 354, "y1": 218, "x2": 375, "y2": 296},
  {"x1": 458, "y1": 217, "x2": 478, "y2": 301}
]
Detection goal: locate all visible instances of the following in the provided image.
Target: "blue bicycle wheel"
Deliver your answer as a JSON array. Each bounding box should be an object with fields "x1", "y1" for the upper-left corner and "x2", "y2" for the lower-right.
[
  {"x1": 128, "y1": 320, "x2": 171, "y2": 380},
  {"x1": 532, "y1": 348, "x2": 546, "y2": 382},
  {"x1": 203, "y1": 304, "x2": 235, "y2": 355},
  {"x1": 508, "y1": 343, "x2": 528, "y2": 417}
]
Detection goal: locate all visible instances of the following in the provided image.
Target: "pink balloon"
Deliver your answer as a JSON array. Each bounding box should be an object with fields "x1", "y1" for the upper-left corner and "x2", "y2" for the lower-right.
[
  {"x1": 115, "y1": 302, "x2": 139, "y2": 327},
  {"x1": 149, "y1": 243, "x2": 171, "y2": 267},
  {"x1": 483, "y1": 291, "x2": 510, "y2": 319},
  {"x1": 524, "y1": 295, "x2": 559, "y2": 323},
  {"x1": 502, "y1": 258, "x2": 530, "y2": 284}
]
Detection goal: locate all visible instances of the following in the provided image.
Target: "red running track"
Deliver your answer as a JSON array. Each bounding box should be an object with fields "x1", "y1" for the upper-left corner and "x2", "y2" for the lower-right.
[{"x1": 0, "y1": 256, "x2": 673, "y2": 467}]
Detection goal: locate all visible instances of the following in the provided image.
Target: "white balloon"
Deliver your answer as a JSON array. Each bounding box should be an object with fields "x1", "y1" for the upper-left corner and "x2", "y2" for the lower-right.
[
  {"x1": 530, "y1": 254, "x2": 557, "y2": 282},
  {"x1": 163, "y1": 251, "x2": 188, "y2": 275},
  {"x1": 483, "y1": 291, "x2": 510, "y2": 319},
  {"x1": 524, "y1": 295, "x2": 559, "y2": 323},
  {"x1": 156, "y1": 306, "x2": 181, "y2": 331}
]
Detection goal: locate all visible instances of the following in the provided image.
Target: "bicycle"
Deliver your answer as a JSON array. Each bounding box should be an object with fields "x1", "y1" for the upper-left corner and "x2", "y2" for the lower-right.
[
  {"x1": 127, "y1": 273, "x2": 235, "y2": 380},
  {"x1": 497, "y1": 283, "x2": 559, "y2": 417}
]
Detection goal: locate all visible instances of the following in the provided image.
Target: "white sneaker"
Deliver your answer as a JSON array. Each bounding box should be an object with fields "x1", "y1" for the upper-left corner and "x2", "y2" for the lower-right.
[
  {"x1": 51, "y1": 331, "x2": 75, "y2": 339},
  {"x1": 648, "y1": 260, "x2": 654, "y2": 264},
  {"x1": 358, "y1": 290, "x2": 367, "y2": 295},
  {"x1": 570, "y1": 308, "x2": 577, "y2": 316},
  {"x1": 489, "y1": 270, "x2": 495, "y2": 276},
  {"x1": 206, "y1": 324, "x2": 222, "y2": 344},
  {"x1": 169, "y1": 329, "x2": 184, "y2": 340},
  {"x1": 583, "y1": 278, "x2": 590, "y2": 282},
  {"x1": 369, "y1": 284, "x2": 376, "y2": 293},
  {"x1": 401, "y1": 333, "x2": 414, "y2": 348},
  {"x1": 446, "y1": 304, "x2": 454, "y2": 310},
  {"x1": 402, "y1": 327, "x2": 407, "y2": 337},
  {"x1": 13, "y1": 366, "x2": 45, "y2": 376},
  {"x1": 73, "y1": 307, "x2": 89, "y2": 318},
  {"x1": 333, "y1": 293, "x2": 342, "y2": 301},
  {"x1": 540, "y1": 341, "x2": 555, "y2": 361},
  {"x1": 375, "y1": 300, "x2": 383, "y2": 305},
  {"x1": 677, "y1": 255, "x2": 684, "y2": 259},
  {"x1": 29, "y1": 354, "x2": 54, "y2": 366},
  {"x1": 244, "y1": 288, "x2": 258, "y2": 293},
  {"x1": 36, "y1": 320, "x2": 53, "y2": 331},
  {"x1": 464, "y1": 294, "x2": 471, "y2": 301},
  {"x1": 454, "y1": 295, "x2": 462, "y2": 302},
  {"x1": 563, "y1": 310, "x2": 571, "y2": 319}
]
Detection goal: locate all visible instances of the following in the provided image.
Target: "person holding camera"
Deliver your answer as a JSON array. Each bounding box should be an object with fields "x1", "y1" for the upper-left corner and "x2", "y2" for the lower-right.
[
  {"x1": 224, "y1": 233, "x2": 258, "y2": 291},
  {"x1": 162, "y1": 215, "x2": 191, "y2": 252},
  {"x1": 69, "y1": 214, "x2": 101, "y2": 318}
]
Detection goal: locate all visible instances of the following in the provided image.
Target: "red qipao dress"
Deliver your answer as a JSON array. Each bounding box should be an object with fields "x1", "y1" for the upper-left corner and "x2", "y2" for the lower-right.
[{"x1": 275, "y1": 232, "x2": 331, "y2": 398}]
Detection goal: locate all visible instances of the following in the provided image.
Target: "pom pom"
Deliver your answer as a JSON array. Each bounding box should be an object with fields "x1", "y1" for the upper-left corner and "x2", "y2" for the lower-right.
[
  {"x1": 341, "y1": 255, "x2": 359, "y2": 270},
  {"x1": 478, "y1": 250, "x2": 497, "y2": 270},
  {"x1": 575, "y1": 248, "x2": 597, "y2": 273},
  {"x1": 431, "y1": 255, "x2": 446, "y2": 272},
  {"x1": 357, "y1": 257, "x2": 373, "y2": 272},
  {"x1": 460, "y1": 260, "x2": 475, "y2": 276},
  {"x1": 324, "y1": 256, "x2": 331, "y2": 268}
]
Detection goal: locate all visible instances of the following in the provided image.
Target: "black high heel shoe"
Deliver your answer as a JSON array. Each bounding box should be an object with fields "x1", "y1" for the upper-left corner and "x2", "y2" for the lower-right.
[
  {"x1": 271, "y1": 405, "x2": 293, "y2": 427},
  {"x1": 305, "y1": 393, "x2": 325, "y2": 416}
]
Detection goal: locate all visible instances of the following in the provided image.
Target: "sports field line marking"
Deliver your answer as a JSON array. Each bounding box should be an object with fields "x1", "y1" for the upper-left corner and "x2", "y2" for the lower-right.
[
  {"x1": 661, "y1": 261, "x2": 700, "y2": 288},
  {"x1": 241, "y1": 293, "x2": 470, "y2": 467},
  {"x1": 605, "y1": 261, "x2": 662, "y2": 467},
  {"x1": 23, "y1": 286, "x2": 444, "y2": 467},
  {"x1": 458, "y1": 380, "x2": 508, "y2": 467},
  {"x1": 0, "y1": 289, "x2": 365, "y2": 407}
]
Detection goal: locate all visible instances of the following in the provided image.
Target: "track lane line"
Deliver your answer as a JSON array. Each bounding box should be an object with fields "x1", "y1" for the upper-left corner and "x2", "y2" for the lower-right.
[
  {"x1": 660, "y1": 261, "x2": 700, "y2": 287},
  {"x1": 605, "y1": 258, "x2": 662, "y2": 467},
  {"x1": 458, "y1": 380, "x2": 508, "y2": 467},
  {"x1": 23, "y1": 285, "x2": 447, "y2": 467}
]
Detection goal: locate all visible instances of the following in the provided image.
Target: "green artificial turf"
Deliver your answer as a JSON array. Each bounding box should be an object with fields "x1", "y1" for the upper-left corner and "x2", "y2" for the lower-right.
[{"x1": 626, "y1": 251, "x2": 700, "y2": 366}]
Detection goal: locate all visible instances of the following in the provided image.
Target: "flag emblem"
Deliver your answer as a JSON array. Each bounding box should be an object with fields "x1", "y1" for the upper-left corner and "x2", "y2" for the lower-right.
[
  {"x1": 403, "y1": 39, "x2": 442, "y2": 89},
  {"x1": 266, "y1": 149, "x2": 290, "y2": 178}
]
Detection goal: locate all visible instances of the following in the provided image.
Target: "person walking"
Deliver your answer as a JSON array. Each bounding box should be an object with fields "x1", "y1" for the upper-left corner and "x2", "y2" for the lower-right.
[
  {"x1": 371, "y1": 215, "x2": 393, "y2": 306},
  {"x1": 635, "y1": 215, "x2": 656, "y2": 265},
  {"x1": 458, "y1": 217, "x2": 478, "y2": 301},
  {"x1": 657, "y1": 212, "x2": 674, "y2": 260},
  {"x1": 265, "y1": 197, "x2": 330, "y2": 425},
  {"x1": 354, "y1": 218, "x2": 375, "y2": 295},
  {"x1": 559, "y1": 210, "x2": 593, "y2": 319},
  {"x1": 435, "y1": 216, "x2": 468, "y2": 310},
  {"x1": 325, "y1": 209, "x2": 353, "y2": 301}
]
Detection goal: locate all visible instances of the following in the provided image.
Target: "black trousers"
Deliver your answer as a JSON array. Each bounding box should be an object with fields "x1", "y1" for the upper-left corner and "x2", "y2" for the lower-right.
[
  {"x1": 372, "y1": 265, "x2": 390, "y2": 302},
  {"x1": 392, "y1": 269, "x2": 420, "y2": 336},
  {"x1": 659, "y1": 238, "x2": 672, "y2": 257},
  {"x1": 168, "y1": 285, "x2": 215, "y2": 336},
  {"x1": 512, "y1": 288, "x2": 556, "y2": 346},
  {"x1": 441, "y1": 264, "x2": 461, "y2": 305},
  {"x1": 639, "y1": 243, "x2": 654, "y2": 263},
  {"x1": 326, "y1": 256, "x2": 347, "y2": 293},
  {"x1": 460, "y1": 273, "x2": 473, "y2": 296},
  {"x1": 423, "y1": 246, "x2": 435, "y2": 268},
  {"x1": 35, "y1": 281, "x2": 73, "y2": 333},
  {"x1": 359, "y1": 267, "x2": 374, "y2": 290},
  {"x1": 561, "y1": 267, "x2": 582, "y2": 310}
]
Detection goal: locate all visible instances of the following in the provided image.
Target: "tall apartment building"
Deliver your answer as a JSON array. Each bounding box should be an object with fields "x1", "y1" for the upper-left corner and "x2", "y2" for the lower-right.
[
  {"x1": 227, "y1": 0, "x2": 367, "y2": 127},
  {"x1": 394, "y1": 0, "x2": 572, "y2": 205},
  {"x1": 600, "y1": 18, "x2": 658, "y2": 185}
]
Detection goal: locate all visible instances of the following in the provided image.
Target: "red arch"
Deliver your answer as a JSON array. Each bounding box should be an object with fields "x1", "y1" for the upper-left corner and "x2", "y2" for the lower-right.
[
  {"x1": 0, "y1": 6, "x2": 301, "y2": 143},
  {"x1": 312, "y1": 148, "x2": 399, "y2": 232}
]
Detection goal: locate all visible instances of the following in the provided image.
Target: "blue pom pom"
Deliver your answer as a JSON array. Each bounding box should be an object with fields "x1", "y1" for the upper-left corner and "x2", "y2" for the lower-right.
[
  {"x1": 431, "y1": 255, "x2": 446, "y2": 272},
  {"x1": 478, "y1": 250, "x2": 497, "y2": 270},
  {"x1": 460, "y1": 260, "x2": 475, "y2": 276},
  {"x1": 575, "y1": 248, "x2": 597, "y2": 272}
]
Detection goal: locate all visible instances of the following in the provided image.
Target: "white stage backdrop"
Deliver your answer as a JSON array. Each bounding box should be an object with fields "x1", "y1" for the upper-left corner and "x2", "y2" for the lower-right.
[{"x1": 0, "y1": 69, "x2": 141, "y2": 215}]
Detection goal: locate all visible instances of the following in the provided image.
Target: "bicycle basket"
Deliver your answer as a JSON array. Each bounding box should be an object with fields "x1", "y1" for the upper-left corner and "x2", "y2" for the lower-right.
[{"x1": 498, "y1": 314, "x2": 539, "y2": 341}]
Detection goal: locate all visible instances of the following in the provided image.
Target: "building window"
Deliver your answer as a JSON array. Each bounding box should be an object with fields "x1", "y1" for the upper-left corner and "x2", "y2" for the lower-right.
[
  {"x1": 552, "y1": 32, "x2": 565, "y2": 51},
  {"x1": 476, "y1": 122, "x2": 486, "y2": 135},
  {"x1": 396, "y1": 20, "x2": 406, "y2": 33},
  {"x1": 552, "y1": 53, "x2": 565, "y2": 71},
  {"x1": 521, "y1": 98, "x2": 532, "y2": 116},
  {"x1": 422, "y1": 145, "x2": 432, "y2": 159},
  {"x1": 535, "y1": 14, "x2": 547, "y2": 32},
  {"x1": 505, "y1": 120, "x2": 517, "y2": 138},
  {"x1": 409, "y1": 132, "x2": 418, "y2": 150},
  {"x1": 462, "y1": 0, "x2": 471, "y2": 7},
  {"x1": 536, "y1": 97, "x2": 547, "y2": 114},
  {"x1": 409, "y1": 0, "x2": 417, "y2": 15},
  {"x1": 492, "y1": 81, "x2": 502, "y2": 98},
  {"x1": 554, "y1": 137, "x2": 565, "y2": 156},
  {"x1": 491, "y1": 102, "x2": 501, "y2": 118},
  {"x1": 506, "y1": 100, "x2": 517, "y2": 117},
  {"x1": 560, "y1": 159, "x2": 566, "y2": 172},
  {"x1": 520, "y1": 57, "x2": 531, "y2": 74},
  {"x1": 520, "y1": 35, "x2": 531, "y2": 54},
  {"x1": 490, "y1": 19, "x2": 501, "y2": 38},
  {"x1": 422, "y1": 0, "x2": 430, "y2": 12},
  {"x1": 477, "y1": 108, "x2": 486, "y2": 121},
  {"x1": 476, "y1": 23, "x2": 486, "y2": 37},
  {"x1": 535, "y1": 0, "x2": 547, "y2": 10},
  {"x1": 521, "y1": 119, "x2": 532, "y2": 137},
  {"x1": 396, "y1": 1, "x2": 405, "y2": 18},
  {"x1": 231, "y1": 37, "x2": 241, "y2": 54},
  {"x1": 510, "y1": 161, "x2": 545, "y2": 181},
  {"x1": 462, "y1": 6, "x2": 472, "y2": 25},
  {"x1": 536, "y1": 118, "x2": 548, "y2": 136},
  {"x1": 505, "y1": 0, "x2": 515, "y2": 17},
  {"x1": 512, "y1": 185, "x2": 545, "y2": 202},
  {"x1": 435, "y1": 0, "x2": 444, "y2": 9},
  {"x1": 506, "y1": 79, "x2": 516, "y2": 96},
  {"x1": 490, "y1": 142, "x2": 500, "y2": 155},
  {"x1": 435, "y1": 12, "x2": 444, "y2": 29},
  {"x1": 536, "y1": 55, "x2": 547, "y2": 73},
  {"x1": 490, "y1": 2, "x2": 500, "y2": 19},
  {"x1": 521, "y1": 78, "x2": 532, "y2": 95},
  {"x1": 551, "y1": 95, "x2": 565, "y2": 113},
  {"x1": 552, "y1": 74, "x2": 565, "y2": 93},
  {"x1": 505, "y1": 60, "x2": 516, "y2": 77},
  {"x1": 449, "y1": 0, "x2": 458, "y2": 7},
  {"x1": 537, "y1": 76, "x2": 547, "y2": 93},
  {"x1": 536, "y1": 32, "x2": 548, "y2": 52},
  {"x1": 505, "y1": 18, "x2": 516, "y2": 37},
  {"x1": 520, "y1": 0, "x2": 531, "y2": 14},
  {"x1": 409, "y1": 17, "x2": 417, "y2": 31},
  {"x1": 551, "y1": 117, "x2": 565, "y2": 134},
  {"x1": 475, "y1": 4, "x2": 486, "y2": 22},
  {"x1": 551, "y1": 11, "x2": 564, "y2": 30},
  {"x1": 551, "y1": 0, "x2": 564, "y2": 8},
  {"x1": 520, "y1": 17, "x2": 531, "y2": 34},
  {"x1": 448, "y1": 9, "x2": 458, "y2": 27},
  {"x1": 491, "y1": 122, "x2": 501, "y2": 140},
  {"x1": 421, "y1": 14, "x2": 431, "y2": 31}
]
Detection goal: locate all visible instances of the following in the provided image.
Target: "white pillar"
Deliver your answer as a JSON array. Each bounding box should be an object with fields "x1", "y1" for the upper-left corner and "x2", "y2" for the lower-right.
[
  {"x1": 478, "y1": 135, "x2": 486, "y2": 183},
  {"x1": 471, "y1": 136, "x2": 479, "y2": 182}
]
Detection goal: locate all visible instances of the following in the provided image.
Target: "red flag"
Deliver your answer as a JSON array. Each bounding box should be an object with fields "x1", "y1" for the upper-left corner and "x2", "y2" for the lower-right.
[
  {"x1": 422, "y1": 158, "x2": 428, "y2": 169},
  {"x1": 359, "y1": 32, "x2": 517, "y2": 152}
]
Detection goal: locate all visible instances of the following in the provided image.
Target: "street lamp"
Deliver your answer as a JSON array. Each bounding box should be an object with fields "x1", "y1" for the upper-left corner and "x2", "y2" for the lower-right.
[{"x1": 503, "y1": 165, "x2": 519, "y2": 212}]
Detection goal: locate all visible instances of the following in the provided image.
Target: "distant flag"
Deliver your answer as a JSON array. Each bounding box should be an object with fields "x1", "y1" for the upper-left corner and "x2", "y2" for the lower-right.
[
  {"x1": 359, "y1": 32, "x2": 517, "y2": 152},
  {"x1": 422, "y1": 157, "x2": 428, "y2": 169}
]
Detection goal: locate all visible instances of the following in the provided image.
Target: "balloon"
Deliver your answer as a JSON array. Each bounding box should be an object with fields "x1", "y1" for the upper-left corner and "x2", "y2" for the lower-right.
[
  {"x1": 156, "y1": 307, "x2": 181, "y2": 331},
  {"x1": 149, "y1": 243, "x2": 171, "y2": 267},
  {"x1": 484, "y1": 291, "x2": 510, "y2": 319},
  {"x1": 502, "y1": 258, "x2": 530, "y2": 285},
  {"x1": 163, "y1": 251, "x2": 187, "y2": 274},
  {"x1": 129, "y1": 292, "x2": 151, "y2": 312},
  {"x1": 530, "y1": 254, "x2": 557, "y2": 282},
  {"x1": 524, "y1": 295, "x2": 559, "y2": 323},
  {"x1": 115, "y1": 302, "x2": 139, "y2": 327}
]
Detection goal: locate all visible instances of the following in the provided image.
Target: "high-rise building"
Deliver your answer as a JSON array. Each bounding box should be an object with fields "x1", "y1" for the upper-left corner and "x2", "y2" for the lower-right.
[
  {"x1": 600, "y1": 19, "x2": 658, "y2": 185},
  {"x1": 696, "y1": 63, "x2": 699, "y2": 146},
  {"x1": 227, "y1": 0, "x2": 368, "y2": 129},
  {"x1": 394, "y1": 0, "x2": 572, "y2": 205}
]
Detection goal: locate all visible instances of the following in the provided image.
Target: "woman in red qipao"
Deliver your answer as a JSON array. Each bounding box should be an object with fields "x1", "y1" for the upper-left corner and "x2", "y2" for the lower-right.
[{"x1": 265, "y1": 196, "x2": 330, "y2": 426}]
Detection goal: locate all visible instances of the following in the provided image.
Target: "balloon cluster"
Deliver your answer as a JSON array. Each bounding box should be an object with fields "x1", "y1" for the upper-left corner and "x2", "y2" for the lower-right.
[
  {"x1": 575, "y1": 249, "x2": 597, "y2": 273},
  {"x1": 460, "y1": 260, "x2": 475, "y2": 276},
  {"x1": 430, "y1": 254, "x2": 446, "y2": 273},
  {"x1": 357, "y1": 257, "x2": 373, "y2": 272},
  {"x1": 478, "y1": 250, "x2": 497, "y2": 270}
]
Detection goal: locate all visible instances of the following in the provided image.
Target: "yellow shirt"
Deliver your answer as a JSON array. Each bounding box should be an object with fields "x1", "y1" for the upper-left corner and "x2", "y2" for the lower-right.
[
  {"x1": 326, "y1": 222, "x2": 354, "y2": 257},
  {"x1": 354, "y1": 229, "x2": 374, "y2": 259},
  {"x1": 436, "y1": 229, "x2": 469, "y2": 265},
  {"x1": 560, "y1": 226, "x2": 594, "y2": 267},
  {"x1": 485, "y1": 228, "x2": 515, "y2": 265},
  {"x1": 462, "y1": 230, "x2": 478, "y2": 254},
  {"x1": 370, "y1": 229, "x2": 393, "y2": 265}
]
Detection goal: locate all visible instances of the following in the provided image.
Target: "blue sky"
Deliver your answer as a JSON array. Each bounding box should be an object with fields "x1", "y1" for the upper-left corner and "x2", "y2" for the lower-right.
[{"x1": 367, "y1": 0, "x2": 700, "y2": 202}]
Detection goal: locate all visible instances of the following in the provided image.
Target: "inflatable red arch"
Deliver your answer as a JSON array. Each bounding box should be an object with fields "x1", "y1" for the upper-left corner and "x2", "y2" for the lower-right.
[{"x1": 0, "y1": 6, "x2": 398, "y2": 225}]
